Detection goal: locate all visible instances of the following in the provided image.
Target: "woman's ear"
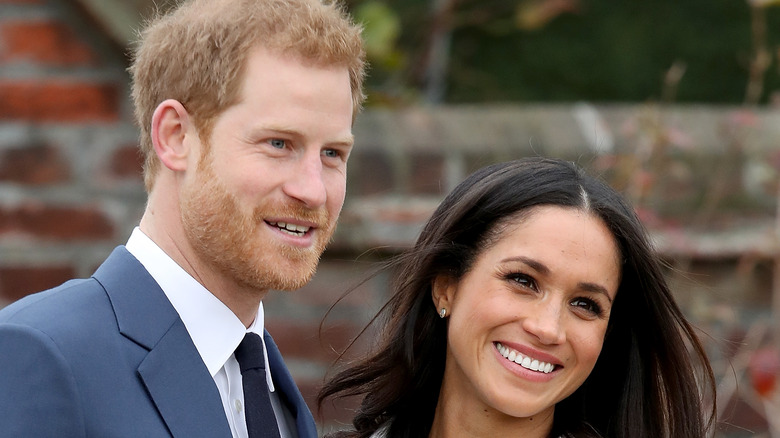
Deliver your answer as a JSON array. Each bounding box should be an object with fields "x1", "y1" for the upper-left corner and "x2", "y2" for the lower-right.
[
  {"x1": 432, "y1": 275, "x2": 456, "y2": 316},
  {"x1": 150, "y1": 99, "x2": 193, "y2": 172}
]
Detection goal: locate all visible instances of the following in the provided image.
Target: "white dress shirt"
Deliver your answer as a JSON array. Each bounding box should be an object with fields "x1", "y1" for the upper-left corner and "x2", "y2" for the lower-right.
[{"x1": 126, "y1": 228, "x2": 296, "y2": 438}]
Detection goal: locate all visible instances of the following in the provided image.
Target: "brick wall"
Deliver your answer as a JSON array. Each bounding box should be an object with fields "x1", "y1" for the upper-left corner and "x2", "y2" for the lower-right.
[
  {"x1": 0, "y1": 0, "x2": 141, "y2": 310},
  {"x1": 1, "y1": 0, "x2": 779, "y2": 435}
]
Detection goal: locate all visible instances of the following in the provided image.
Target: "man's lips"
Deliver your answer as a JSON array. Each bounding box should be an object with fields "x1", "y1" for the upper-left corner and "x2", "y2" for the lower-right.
[{"x1": 266, "y1": 220, "x2": 313, "y2": 237}]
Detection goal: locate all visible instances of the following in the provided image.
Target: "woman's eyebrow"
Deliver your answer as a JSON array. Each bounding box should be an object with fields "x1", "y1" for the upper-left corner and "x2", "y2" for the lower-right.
[
  {"x1": 501, "y1": 256, "x2": 614, "y2": 303},
  {"x1": 500, "y1": 256, "x2": 549, "y2": 275},
  {"x1": 578, "y1": 282, "x2": 614, "y2": 303}
]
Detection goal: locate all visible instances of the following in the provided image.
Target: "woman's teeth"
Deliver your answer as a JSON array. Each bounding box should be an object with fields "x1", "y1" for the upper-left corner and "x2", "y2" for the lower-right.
[{"x1": 495, "y1": 342, "x2": 555, "y2": 374}]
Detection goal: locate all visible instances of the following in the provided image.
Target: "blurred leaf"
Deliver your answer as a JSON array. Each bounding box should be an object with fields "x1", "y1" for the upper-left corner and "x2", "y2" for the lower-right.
[
  {"x1": 515, "y1": 0, "x2": 580, "y2": 31},
  {"x1": 355, "y1": 1, "x2": 401, "y2": 62},
  {"x1": 749, "y1": 0, "x2": 780, "y2": 8}
]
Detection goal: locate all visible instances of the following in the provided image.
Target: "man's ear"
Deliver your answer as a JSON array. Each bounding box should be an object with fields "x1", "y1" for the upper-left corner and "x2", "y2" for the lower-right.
[
  {"x1": 150, "y1": 99, "x2": 194, "y2": 172},
  {"x1": 432, "y1": 275, "x2": 456, "y2": 315}
]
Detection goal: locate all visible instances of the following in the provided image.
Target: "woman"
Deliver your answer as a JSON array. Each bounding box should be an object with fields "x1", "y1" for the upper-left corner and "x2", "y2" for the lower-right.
[{"x1": 319, "y1": 158, "x2": 716, "y2": 438}]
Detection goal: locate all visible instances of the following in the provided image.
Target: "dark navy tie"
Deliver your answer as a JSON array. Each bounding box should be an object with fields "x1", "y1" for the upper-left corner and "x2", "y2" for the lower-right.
[{"x1": 234, "y1": 333, "x2": 282, "y2": 438}]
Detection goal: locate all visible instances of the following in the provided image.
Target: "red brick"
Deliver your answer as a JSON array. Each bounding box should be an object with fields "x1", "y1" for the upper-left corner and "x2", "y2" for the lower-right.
[
  {"x1": 409, "y1": 151, "x2": 444, "y2": 195},
  {"x1": 109, "y1": 144, "x2": 143, "y2": 180},
  {"x1": 0, "y1": 203, "x2": 114, "y2": 240},
  {"x1": 265, "y1": 320, "x2": 365, "y2": 363},
  {"x1": 298, "y1": 379, "x2": 361, "y2": 427},
  {"x1": 0, "y1": 20, "x2": 96, "y2": 66},
  {"x1": 719, "y1": 394, "x2": 768, "y2": 435},
  {"x1": 0, "y1": 265, "x2": 75, "y2": 302},
  {"x1": 0, "y1": 80, "x2": 119, "y2": 122},
  {"x1": 295, "y1": 380, "x2": 320, "y2": 418},
  {"x1": 348, "y1": 149, "x2": 394, "y2": 195},
  {"x1": 284, "y1": 260, "x2": 381, "y2": 308},
  {"x1": 0, "y1": 143, "x2": 70, "y2": 184}
]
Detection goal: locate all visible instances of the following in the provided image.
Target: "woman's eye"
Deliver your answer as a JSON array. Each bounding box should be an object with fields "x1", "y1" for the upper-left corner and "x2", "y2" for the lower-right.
[
  {"x1": 508, "y1": 273, "x2": 537, "y2": 291},
  {"x1": 571, "y1": 298, "x2": 602, "y2": 316},
  {"x1": 269, "y1": 139, "x2": 286, "y2": 149}
]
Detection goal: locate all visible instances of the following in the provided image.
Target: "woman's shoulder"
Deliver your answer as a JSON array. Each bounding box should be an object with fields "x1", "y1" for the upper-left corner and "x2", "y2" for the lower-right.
[{"x1": 367, "y1": 425, "x2": 585, "y2": 438}]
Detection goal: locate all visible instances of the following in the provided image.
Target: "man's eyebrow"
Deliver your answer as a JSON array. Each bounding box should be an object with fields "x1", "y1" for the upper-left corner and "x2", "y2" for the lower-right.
[{"x1": 330, "y1": 134, "x2": 355, "y2": 147}]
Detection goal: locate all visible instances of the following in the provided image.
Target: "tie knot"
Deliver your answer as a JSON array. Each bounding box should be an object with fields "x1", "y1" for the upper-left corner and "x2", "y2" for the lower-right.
[{"x1": 234, "y1": 332, "x2": 266, "y2": 373}]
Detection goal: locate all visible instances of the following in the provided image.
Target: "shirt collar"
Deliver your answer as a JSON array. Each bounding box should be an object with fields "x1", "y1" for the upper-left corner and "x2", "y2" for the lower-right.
[{"x1": 125, "y1": 228, "x2": 273, "y2": 390}]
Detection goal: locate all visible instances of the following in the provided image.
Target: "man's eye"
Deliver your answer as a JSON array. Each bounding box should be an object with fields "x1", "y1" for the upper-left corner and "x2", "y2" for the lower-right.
[
  {"x1": 323, "y1": 149, "x2": 340, "y2": 158},
  {"x1": 269, "y1": 139, "x2": 286, "y2": 149}
]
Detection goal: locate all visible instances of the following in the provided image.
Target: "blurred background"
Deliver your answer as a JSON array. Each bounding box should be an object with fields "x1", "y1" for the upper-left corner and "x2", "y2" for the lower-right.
[{"x1": 1, "y1": 0, "x2": 779, "y2": 436}]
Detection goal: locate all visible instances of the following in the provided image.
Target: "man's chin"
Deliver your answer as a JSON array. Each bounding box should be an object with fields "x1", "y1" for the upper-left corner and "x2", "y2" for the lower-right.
[
  {"x1": 277, "y1": 264, "x2": 318, "y2": 291},
  {"x1": 244, "y1": 258, "x2": 319, "y2": 292}
]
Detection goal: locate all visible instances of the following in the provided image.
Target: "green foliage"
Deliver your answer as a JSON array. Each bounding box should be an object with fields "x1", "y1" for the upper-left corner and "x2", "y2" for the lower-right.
[
  {"x1": 354, "y1": 1, "x2": 402, "y2": 66},
  {"x1": 346, "y1": 0, "x2": 780, "y2": 105}
]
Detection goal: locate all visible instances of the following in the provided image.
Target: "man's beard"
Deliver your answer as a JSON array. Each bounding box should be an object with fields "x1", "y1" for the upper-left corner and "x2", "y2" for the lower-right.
[{"x1": 179, "y1": 159, "x2": 334, "y2": 292}]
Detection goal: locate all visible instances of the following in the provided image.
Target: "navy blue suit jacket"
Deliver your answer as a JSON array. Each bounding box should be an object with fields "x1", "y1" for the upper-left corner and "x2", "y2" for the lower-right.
[{"x1": 0, "y1": 247, "x2": 317, "y2": 437}]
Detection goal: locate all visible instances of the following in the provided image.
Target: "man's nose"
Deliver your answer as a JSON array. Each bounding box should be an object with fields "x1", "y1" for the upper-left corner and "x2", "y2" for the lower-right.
[{"x1": 282, "y1": 151, "x2": 327, "y2": 208}]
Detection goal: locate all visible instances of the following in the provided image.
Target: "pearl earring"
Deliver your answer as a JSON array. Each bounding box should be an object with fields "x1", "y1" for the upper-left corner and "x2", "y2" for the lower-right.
[{"x1": 439, "y1": 308, "x2": 447, "y2": 318}]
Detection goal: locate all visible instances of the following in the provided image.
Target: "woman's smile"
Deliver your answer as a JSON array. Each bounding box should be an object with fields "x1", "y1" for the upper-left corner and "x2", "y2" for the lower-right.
[{"x1": 495, "y1": 342, "x2": 557, "y2": 374}]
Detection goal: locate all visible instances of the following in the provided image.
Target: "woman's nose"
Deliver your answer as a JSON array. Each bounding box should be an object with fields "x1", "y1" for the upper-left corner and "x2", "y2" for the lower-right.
[{"x1": 521, "y1": 301, "x2": 566, "y2": 345}]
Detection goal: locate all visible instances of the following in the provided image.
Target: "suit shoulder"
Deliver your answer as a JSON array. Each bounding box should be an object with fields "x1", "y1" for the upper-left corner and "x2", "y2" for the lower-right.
[{"x1": 0, "y1": 277, "x2": 110, "y2": 332}]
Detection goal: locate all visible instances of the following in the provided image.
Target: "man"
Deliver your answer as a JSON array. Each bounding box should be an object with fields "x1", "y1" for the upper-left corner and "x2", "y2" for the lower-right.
[{"x1": 0, "y1": 0, "x2": 365, "y2": 436}]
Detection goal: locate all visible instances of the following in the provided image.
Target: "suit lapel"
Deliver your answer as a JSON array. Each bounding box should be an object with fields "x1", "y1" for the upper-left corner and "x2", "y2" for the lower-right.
[
  {"x1": 264, "y1": 331, "x2": 317, "y2": 438},
  {"x1": 94, "y1": 247, "x2": 232, "y2": 438},
  {"x1": 138, "y1": 320, "x2": 230, "y2": 437}
]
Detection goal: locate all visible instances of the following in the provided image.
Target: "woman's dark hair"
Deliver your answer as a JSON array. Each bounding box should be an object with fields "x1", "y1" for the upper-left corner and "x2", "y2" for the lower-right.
[{"x1": 318, "y1": 157, "x2": 715, "y2": 438}]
